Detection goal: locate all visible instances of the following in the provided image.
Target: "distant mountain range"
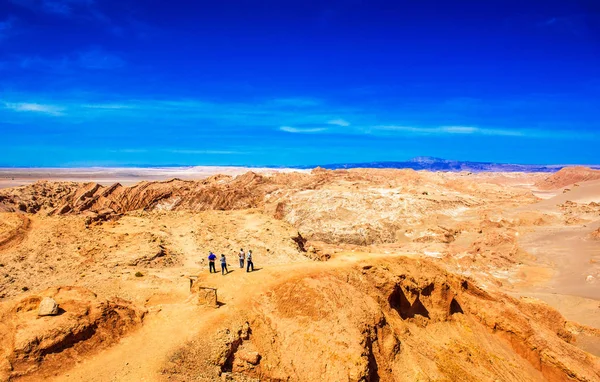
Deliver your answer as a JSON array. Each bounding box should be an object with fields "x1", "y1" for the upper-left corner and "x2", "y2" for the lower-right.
[
  {"x1": 300, "y1": 157, "x2": 600, "y2": 173},
  {"x1": 2, "y1": 157, "x2": 599, "y2": 173}
]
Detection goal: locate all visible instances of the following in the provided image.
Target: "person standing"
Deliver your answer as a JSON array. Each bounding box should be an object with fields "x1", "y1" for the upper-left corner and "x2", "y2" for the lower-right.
[
  {"x1": 239, "y1": 248, "x2": 245, "y2": 268},
  {"x1": 220, "y1": 254, "x2": 228, "y2": 275},
  {"x1": 208, "y1": 251, "x2": 217, "y2": 273},
  {"x1": 246, "y1": 250, "x2": 254, "y2": 272}
]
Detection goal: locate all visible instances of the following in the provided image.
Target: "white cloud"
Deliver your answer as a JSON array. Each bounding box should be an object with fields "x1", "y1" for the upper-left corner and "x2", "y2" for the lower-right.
[
  {"x1": 280, "y1": 126, "x2": 327, "y2": 134},
  {"x1": 107, "y1": 148, "x2": 148, "y2": 153},
  {"x1": 374, "y1": 125, "x2": 523, "y2": 137},
  {"x1": 0, "y1": 94, "x2": 559, "y2": 140},
  {"x1": 473, "y1": 128, "x2": 524, "y2": 137},
  {"x1": 106, "y1": 148, "x2": 244, "y2": 155},
  {"x1": 269, "y1": 98, "x2": 322, "y2": 107},
  {"x1": 3, "y1": 102, "x2": 65, "y2": 116},
  {"x1": 164, "y1": 149, "x2": 242, "y2": 155},
  {"x1": 83, "y1": 103, "x2": 134, "y2": 109},
  {"x1": 328, "y1": 119, "x2": 350, "y2": 127},
  {"x1": 440, "y1": 126, "x2": 478, "y2": 134}
]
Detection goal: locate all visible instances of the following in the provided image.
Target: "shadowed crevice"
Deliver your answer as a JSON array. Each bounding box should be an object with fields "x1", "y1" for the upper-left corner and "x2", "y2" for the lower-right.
[
  {"x1": 388, "y1": 285, "x2": 430, "y2": 319},
  {"x1": 450, "y1": 298, "x2": 464, "y2": 315}
]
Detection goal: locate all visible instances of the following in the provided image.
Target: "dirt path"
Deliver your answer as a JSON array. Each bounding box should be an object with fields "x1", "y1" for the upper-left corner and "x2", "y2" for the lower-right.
[
  {"x1": 46, "y1": 249, "x2": 388, "y2": 381},
  {"x1": 166, "y1": 220, "x2": 203, "y2": 269},
  {"x1": 45, "y1": 303, "x2": 206, "y2": 382}
]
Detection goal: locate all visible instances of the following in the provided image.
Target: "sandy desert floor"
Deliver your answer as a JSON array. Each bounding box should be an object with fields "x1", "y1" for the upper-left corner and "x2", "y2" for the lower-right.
[
  {"x1": 0, "y1": 167, "x2": 308, "y2": 189},
  {"x1": 0, "y1": 166, "x2": 599, "y2": 381}
]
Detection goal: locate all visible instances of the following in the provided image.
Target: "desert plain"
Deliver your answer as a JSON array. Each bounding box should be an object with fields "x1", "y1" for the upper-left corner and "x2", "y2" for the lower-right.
[{"x1": 0, "y1": 165, "x2": 599, "y2": 381}]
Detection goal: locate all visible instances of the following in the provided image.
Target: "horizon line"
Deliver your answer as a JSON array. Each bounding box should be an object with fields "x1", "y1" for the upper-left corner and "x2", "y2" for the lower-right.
[{"x1": 1, "y1": 158, "x2": 600, "y2": 170}]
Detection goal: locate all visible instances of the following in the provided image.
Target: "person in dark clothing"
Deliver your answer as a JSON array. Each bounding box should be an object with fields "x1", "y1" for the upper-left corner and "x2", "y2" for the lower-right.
[
  {"x1": 220, "y1": 254, "x2": 228, "y2": 275},
  {"x1": 246, "y1": 250, "x2": 254, "y2": 272},
  {"x1": 208, "y1": 252, "x2": 217, "y2": 273}
]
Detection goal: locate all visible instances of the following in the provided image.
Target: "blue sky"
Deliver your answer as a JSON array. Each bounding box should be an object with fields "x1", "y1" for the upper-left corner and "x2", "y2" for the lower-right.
[{"x1": 0, "y1": 0, "x2": 599, "y2": 167}]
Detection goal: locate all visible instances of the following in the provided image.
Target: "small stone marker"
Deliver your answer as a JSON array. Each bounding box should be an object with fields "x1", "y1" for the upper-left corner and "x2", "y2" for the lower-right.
[
  {"x1": 189, "y1": 277, "x2": 218, "y2": 307},
  {"x1": 196, "y1": 287, "x2": 218, "y2": 306},
  {"x1": 38, "y1": 297, "x2": 59, "y2": 316}
]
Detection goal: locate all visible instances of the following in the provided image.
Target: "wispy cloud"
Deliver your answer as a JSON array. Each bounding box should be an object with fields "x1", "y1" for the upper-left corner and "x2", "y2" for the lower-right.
[
  {"x1": 70, "y1": 97, "x2": 336, "y2": 128},
  {"x1": 3, "y1": 102, "x2": 64, "y2": 116},
  {"x1": 108, "y1": 148, "x2": 244, "y2": 155},
  {"x1": 11, "y1": 0, "x2": 95, "y2": 16},
  {"x1": 17, "y1": 48, "x2": 125, "y2": 72},
  {"x1": 164, "y1": 149, "x2": 244, "y2": 155},
  {"x1": 9, "y1": 0, "x2": 119, "y2": 36},
  {"x1": 1, "y1": 95, "x2": 336, "y2": 127},
  {"x1": 107, "y1": 148, "x2": 148, "y2": 154},
  {"x1": 328, "y1": 119, "x2": 350, "y2": 127},
  {"x1": 268, "y1": 97, "x2": 322, "y2": 108},
  {"x1": 537, "y1": 15, "x2": 589, "y2": 36},
  {"x1": 373, "y1": 125, "x2": 524, "y2": 137},
  {"x1": 1, "y1": 93, "x2": 594, "y2": 141},
  {"x1": 280, "y1": 126, "x2": 327, "y2": 134},
  {"x1": 82, "y1": 103, "x2": 135, "y2": 109}
]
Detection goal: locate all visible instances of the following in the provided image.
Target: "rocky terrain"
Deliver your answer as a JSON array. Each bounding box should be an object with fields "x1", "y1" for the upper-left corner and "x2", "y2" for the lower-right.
[
  {"x1": 0, "y1": 166, "x2": 599, "y2": 381},
  {"x1": 535, "y1": 167, "x2": 600, "y2": 191}
]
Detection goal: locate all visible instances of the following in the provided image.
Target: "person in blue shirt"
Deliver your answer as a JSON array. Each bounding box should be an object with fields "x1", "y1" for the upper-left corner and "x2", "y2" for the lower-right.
[
  {"x1": 208, "y1": 252, "x2": 217, "y2": 273},
  {"x1": 220, "y1": 254, "x2": 228, "y2": 275}
]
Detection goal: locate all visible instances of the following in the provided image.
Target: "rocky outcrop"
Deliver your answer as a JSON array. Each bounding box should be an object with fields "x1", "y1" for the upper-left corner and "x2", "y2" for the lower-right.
[
  {"x1": 127, "y1": 245, "x2": 181, "y2": 267},
  {"x1": 166, "y1": 258, "x2": 600, "y2": 381},
  {"x1": 0, "y1": 173, "x2": 273, "y2": 218},
  {"x1": 0, "y1": 286, "x2": 145, "y2": 380},
  {"x1": 0, "y1": 169, "x2": 540, "y2": 247}
]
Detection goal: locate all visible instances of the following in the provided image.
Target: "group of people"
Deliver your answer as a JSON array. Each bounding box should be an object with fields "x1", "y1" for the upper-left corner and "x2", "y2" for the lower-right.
[{"x1": 207, "y1": 248, "x2": 254, "y2": 275}]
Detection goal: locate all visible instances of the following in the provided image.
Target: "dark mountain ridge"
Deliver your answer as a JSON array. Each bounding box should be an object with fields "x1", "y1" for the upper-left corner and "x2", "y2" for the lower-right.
[{"x1": 301, "y1": 157, "x2": 600, "y2": 172}]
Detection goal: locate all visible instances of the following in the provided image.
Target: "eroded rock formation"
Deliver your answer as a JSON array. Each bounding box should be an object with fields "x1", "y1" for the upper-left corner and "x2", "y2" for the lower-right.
[{"x1": 0, "y1": 286, "x2": 145, "y2": 380}]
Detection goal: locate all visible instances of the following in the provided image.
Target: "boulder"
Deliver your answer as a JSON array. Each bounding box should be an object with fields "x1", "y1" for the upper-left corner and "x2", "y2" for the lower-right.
[
  {"x1": 38, "y1": 297, "x2": 59, "y2": 316},
  {"x1": 238, "y1": 350, "x2": 261, "y2": 365}
]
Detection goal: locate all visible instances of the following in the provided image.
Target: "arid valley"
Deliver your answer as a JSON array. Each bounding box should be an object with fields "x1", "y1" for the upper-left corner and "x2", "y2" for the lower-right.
[{"x1": 0, "y1": 166, "x2": 599, "y2": 381}]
